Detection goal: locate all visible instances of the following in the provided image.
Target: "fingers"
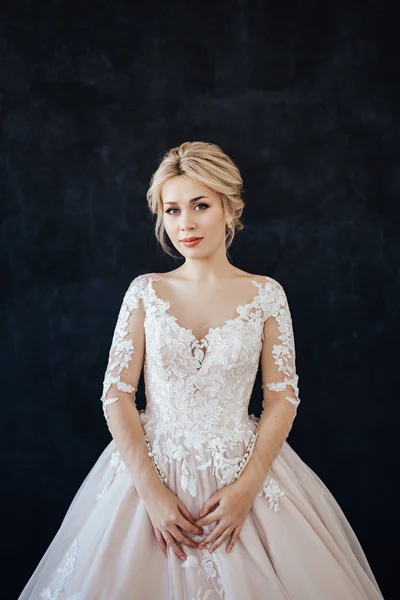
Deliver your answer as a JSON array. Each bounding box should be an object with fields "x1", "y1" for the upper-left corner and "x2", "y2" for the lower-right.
[
  {"x1": 156, "y1": 521, "x2": 241, "y2": 558},
  {"x1": 170, "y1": 524, "x2": 199, "y2": 549},
  {"x1": 198, "y1": 494, "x2": 220, "y2": 519},
  {"x1": 208, "y1": 527, "x2": 234, "y2": 553},
  {"x1": 154, "y1": 528, "x2": 168, "y2": 558},
  {"x1": 196, "y1": 505, "x2": 221, "y2": 528},
  {"x1": 163, "y1": 531, "x2": 187, "y2": 561},
  {"x1": 198, "y1": 521, "x2": 228, "y2": 550},
  {"x1": 178, "y1": 503, "x2": 204, "y2": 536},
  {"x1": 226, "y1": 525, "x2": 242, "y2": 554},
  {"x1": 179, "y1": 515, "x2": 204, "y2": 537},
  {"x1": 178, "y1": 501, "x2": 196, "y2": 523}
]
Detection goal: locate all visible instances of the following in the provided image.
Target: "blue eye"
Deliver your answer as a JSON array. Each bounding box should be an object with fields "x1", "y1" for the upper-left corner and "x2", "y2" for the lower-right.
[{"x1": 165, "y1": 203, "x2": 209, "y2": 215}]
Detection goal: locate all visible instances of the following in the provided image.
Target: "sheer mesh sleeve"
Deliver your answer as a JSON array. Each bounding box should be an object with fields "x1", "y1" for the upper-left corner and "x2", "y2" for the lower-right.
[
  {"x1": 98, "y1": 277, "x2": 165, "y2": 492},
  {"x1": 234, "y1": 277, "x2": 301, "y2": 493},
  {"x1": 100, "y1": 278, "x2": 145, "y2": 422},
  {"x1": 260, "y1": 278, "x2": 300, "y2": 416}
]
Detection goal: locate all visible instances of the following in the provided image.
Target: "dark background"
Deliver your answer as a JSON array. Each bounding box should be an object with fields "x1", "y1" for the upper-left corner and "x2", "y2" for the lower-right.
[{"x1": 2, "y1": 1, "x2": 399, "y2": 598}]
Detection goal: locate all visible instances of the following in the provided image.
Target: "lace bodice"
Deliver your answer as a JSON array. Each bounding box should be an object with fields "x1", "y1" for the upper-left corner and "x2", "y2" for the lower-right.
[{"x1": 99, "y1": 272, "x2": 300, "y2": 497}]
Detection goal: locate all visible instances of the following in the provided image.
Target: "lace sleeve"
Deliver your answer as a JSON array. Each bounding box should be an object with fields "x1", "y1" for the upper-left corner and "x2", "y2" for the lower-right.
[
  {"x1": 100, "y1": 277, "x2": 145, "y2": 422},
  {"x1": 99, "y1": 276, "x2": 167, "y2": 491},
  {"x1": 233, "y1": 277, "x2": 301, "y2": 493},
  {"x1": 260, "y1": 277, "x2": 300, "y2": 416}
]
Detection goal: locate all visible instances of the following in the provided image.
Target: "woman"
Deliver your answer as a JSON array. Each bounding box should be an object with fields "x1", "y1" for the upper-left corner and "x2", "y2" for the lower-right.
[{"x1": 19, "y1": 141, "x2": 384, "y2": 599}]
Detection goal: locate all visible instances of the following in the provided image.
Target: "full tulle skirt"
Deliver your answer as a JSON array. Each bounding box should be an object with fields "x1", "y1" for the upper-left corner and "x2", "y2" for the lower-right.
[{"x1": 18, "y1": 436, "x2": 383, "y2": 599}]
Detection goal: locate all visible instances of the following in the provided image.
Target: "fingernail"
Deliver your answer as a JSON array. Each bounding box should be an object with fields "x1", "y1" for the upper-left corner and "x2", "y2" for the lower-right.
[{"x1": 180, "y1": 554, "x2": 186, "y2": 560}]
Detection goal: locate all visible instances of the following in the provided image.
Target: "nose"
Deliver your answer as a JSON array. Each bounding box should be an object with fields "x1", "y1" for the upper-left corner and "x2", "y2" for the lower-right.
[{"x1": 180, "y1": 212, "x2": 196, "y2": 231}]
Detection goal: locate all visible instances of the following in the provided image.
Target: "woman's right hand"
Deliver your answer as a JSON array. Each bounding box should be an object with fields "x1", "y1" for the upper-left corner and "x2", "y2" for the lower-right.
[{"x1": 142, "y1": 484, "x2": 204, "y2": 560}]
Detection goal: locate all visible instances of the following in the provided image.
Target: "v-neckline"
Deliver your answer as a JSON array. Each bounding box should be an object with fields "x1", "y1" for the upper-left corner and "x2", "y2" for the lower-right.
[{"x1": 147, "y1": 273, "x2": 266, "y2": 347}]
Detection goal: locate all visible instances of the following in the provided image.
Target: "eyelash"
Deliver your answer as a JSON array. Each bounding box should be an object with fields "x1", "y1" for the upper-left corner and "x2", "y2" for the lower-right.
[{"x1": 165, "y1": 203, "x2": 209, "y2": 215}]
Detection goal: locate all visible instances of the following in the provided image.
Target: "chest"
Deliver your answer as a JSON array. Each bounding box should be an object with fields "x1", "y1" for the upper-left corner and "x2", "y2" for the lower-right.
[
  {"x1": 140, "y1": 274, "x2": 268, "y2": 372},
  {"x1": 143, "y1": 300, "x2": 264, "y2": 375}
]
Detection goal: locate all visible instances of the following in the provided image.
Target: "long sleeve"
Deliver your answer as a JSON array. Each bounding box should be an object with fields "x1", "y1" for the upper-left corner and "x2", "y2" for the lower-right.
[
  {"x1": 100, "y1": 277, "x2": 165, "y2": 497},
  {"x1": 260, "y1": 278, "x2": 300, "y2": 415},
  {"x1": 235, "y1": 277, "x2": 301, "y2": 494},
  {"x1": 100, "y1": 278, "x2": 144, "y2": 422}
]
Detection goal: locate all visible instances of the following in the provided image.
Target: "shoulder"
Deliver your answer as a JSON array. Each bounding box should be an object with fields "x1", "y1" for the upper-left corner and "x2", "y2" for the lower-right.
[
  {"x1": 252, "y1": 274, "x2": 292, "y2": 316},
  {"x1": 228, "y1": 270, "x2": 268, "y2": 287},
  {"x1": 129, "y1": 272, "x2": 155, "y2": 287},
  {"x1": 122, "y1": 273, "x2": 155, "y2": 304},
  {"x1": 244, "y1": 272, "x2": 286, "y2": 293},
  {"x1": 254, "y1": 272, "x2": 284, "y2": 288}
]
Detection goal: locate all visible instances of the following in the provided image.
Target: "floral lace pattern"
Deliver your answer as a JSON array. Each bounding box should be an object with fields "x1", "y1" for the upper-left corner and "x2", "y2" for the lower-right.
[
  {"x1": 99, "y1": 273, "x2": 300, "y2": 506},
  {"x1": 258, "y1": 476, "x2": 285, "y2": 512},
  {"x1": 259, "y1": 279, "x2": 300, "y2": 410},
  {"x1": 180, "y1": 524, "x2": 227, "y2": 599},
  {"x1": 96, "y1": 450, "x2": 127, "y2": 500},
  {"x1": 39, "y1": 539, "x2": 81, "y2": 599},
  {"x1": 100, "y1": 280, "x2": 140, "y2": 422}
]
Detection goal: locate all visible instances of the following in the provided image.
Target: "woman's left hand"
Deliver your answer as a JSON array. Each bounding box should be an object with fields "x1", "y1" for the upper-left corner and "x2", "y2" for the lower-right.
[{"x1": 194, "y1": 481, "x2": 258, "y2": 554}]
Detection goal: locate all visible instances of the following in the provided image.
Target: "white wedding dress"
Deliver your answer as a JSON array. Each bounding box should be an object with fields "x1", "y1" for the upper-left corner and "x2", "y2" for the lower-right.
[{"x1": 19, "y1": 273, "x2": 384, "y2": 599}]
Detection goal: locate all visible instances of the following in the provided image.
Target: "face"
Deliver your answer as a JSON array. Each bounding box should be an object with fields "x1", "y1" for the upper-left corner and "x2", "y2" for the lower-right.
[{"x1": 161, "y1": 175, "x2": 232, "y2": 258}]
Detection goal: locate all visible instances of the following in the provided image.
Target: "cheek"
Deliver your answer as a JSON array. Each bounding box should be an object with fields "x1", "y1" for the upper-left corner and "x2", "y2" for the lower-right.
[
  {"x1": 162, "y1": 216, "x2": 175, "y2": 234},
  {"x1": 202, "y1": 208, "x2": 226, "y2": 231}
]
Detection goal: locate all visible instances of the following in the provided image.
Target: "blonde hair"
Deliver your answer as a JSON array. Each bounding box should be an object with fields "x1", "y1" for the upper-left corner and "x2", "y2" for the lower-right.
[{"x1": 146, "y1": 141, "x2": 245, "y2": 258}]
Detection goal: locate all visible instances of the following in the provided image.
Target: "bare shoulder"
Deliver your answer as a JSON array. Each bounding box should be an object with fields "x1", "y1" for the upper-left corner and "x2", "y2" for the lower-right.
[
  {"x1": 150, "y1": 270, "x2": 175, "y2": 280},
  {"x1": 128, "y1": 272, "x2": 158, "y2": 287},
  {"x1": 240, "y1": 271, "x2": 285, "y2": 292},
  {"x1": 134, "y1": 271, "x2": 161, "y2": 280},
  {"x1": 233, "y1": 270, "x2": 269, "y2": 285},
  {"x1": 147, "y1": 270, "x2": 180, "y2": 286},
  {"x1": 146, "y1": 268, "x2": 274, "y2": 287}
]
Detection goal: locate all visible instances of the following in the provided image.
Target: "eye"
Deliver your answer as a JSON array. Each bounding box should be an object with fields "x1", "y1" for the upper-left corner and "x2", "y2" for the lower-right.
[{"x1": 165, "y1": 203, "x2": 209, "y2": 215}]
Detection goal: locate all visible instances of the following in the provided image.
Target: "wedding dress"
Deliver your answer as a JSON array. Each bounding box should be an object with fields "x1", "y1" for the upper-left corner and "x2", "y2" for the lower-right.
[{"x1": 19, "y1": 272, "x2": 384, "y2": 599}]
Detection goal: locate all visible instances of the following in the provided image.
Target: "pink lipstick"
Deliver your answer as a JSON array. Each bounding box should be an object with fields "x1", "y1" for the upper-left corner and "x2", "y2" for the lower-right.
[{"x1": 181, "y1": 237, "x2": 203, "y2": 247}]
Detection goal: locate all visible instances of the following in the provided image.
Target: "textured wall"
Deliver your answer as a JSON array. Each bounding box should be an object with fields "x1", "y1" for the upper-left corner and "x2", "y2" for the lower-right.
[{"x1": 2, "y1": 1, "x2": 398, "y2": 598}]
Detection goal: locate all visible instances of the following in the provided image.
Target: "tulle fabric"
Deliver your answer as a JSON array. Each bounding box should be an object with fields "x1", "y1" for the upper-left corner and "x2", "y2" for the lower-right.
[
  {"x1": 18, "y1": 273, "x2": 384, "y2": 599},
  {"x1": 19, "y1": 434, "x2": 382, "y2": 599}
]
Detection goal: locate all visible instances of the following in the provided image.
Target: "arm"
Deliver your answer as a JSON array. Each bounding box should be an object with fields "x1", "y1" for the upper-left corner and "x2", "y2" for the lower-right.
[
  {"x1": 100, "y1": 277, "x2": 165, "y2": 500},
  {"x1": 101, "y1": 276, "x2": 204, "y2": 559},
  {"x1": 236, "y1": 278, "x2": 300, "y2": 497}
]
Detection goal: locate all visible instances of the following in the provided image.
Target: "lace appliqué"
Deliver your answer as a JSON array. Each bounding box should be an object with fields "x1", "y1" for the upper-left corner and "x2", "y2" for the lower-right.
[
  {"x1": 258, "y1": 476, "x2": 285, "y2": 512},
  {"x1": 39, "y1": 539, "x2": 81, "y2": 599},
  {"x1": 181, "y1": 527, "x2": 227, "y2": 599},
  {"x1": 139, "y1": 275, "x2": 268, "y2": 491},
  {"x1": 260, "y1": 279, "x2": 301, "y2": 409},
  {"x1": 100, "y1": 279, "x2": 141, "y2": 422},
  {"x1": 98, "y1": 274, "x2": 297, "y2": 509},
  {"x1": 96, "y1": 450, "x2": 127, "y2": 500},
  {"x1": 179, "y1": 478, "x2": 284, "y2": 595}
]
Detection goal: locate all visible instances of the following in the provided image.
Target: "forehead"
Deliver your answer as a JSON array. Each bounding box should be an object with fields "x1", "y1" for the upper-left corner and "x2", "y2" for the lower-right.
[{"x1": 161, "y1": 176, "x2": 217, "y2": 204}]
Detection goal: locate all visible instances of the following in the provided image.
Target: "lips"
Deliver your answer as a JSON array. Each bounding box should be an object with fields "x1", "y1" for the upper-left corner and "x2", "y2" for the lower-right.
[{"x1": 180, "y1": 237, "x2": 203, "y2": 247}]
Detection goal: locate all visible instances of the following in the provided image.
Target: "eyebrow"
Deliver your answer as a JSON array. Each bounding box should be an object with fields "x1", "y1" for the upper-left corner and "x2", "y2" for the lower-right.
[{"x1": 163, "y1": 195, "x2": 209, "y2": 206}]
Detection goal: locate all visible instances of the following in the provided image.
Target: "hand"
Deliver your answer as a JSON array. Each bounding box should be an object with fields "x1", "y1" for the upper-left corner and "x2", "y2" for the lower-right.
[
  {"x1": 195, "y1": 481, "x2": 257, "y2": 555},
  {"x1": 143, "y1": 485, "x2": 204, "y2": 561}
]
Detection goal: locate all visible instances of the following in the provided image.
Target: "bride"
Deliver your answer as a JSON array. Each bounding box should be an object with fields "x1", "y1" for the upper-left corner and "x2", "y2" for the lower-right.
[{"x1": 19, "y1": 141, "x2": 384, "y2": 599}]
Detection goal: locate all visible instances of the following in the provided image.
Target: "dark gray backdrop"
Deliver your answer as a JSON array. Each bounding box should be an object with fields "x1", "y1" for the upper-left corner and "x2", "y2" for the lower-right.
[{"x1": 2, "y1": 1, "x2": 398, "y2": 598}]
